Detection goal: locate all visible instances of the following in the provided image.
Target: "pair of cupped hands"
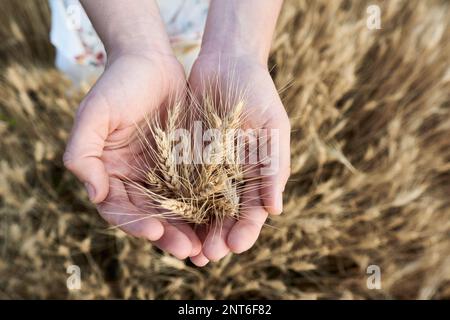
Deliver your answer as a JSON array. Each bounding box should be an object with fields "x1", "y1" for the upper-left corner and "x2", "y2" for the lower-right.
[{"x1": 63, "y1": 50, "x2": 290, "y2": 267}]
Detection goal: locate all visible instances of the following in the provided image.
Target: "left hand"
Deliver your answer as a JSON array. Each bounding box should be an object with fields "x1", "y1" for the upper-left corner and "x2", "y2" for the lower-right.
[{"x1": 188, "y1": 53, "x2": 291, "y2": 266}]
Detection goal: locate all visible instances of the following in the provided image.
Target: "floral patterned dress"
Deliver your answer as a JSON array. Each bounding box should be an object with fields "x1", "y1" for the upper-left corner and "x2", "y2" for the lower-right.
[{"x1": 49, "y1": 0, "x2": 209, "y2": 84}]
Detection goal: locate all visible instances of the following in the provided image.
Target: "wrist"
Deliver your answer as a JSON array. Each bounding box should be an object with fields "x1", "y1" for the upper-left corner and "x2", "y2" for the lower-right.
[
  {"x1": 199, "y1": 38, "x2": 269, "y2": 67},
  {"x1": 199, "y1": 0, "x2": 283, "y2": 67},
  {"x1": 80, "y1": 0, "x2": 174, "y2": 63},
  {"x1": 106, "y1": 35, "x2": 174, "y2": 64}
]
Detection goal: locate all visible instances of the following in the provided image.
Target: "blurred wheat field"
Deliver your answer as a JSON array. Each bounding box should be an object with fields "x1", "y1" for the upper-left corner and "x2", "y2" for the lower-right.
[{"x1": 1, "y1": 0, "x2": 449, "y2": 299}]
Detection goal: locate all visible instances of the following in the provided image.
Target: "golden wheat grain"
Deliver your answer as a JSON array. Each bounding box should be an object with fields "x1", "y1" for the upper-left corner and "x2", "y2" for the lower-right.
[
  {"x1": 132, "y1": 93, "x2": 247, "y2": 225},
  {"x1": 160, "y1": 199, "x2": 209, "y2": 224},
  {"x1": 152, "y1": 126, "x2": 181, "y2": 191}
]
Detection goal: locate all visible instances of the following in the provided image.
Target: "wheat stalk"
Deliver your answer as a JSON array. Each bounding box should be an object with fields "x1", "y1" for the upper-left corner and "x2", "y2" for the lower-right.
[{"x1": 124, "y1": 85, "x2": 253, "y2": 225}]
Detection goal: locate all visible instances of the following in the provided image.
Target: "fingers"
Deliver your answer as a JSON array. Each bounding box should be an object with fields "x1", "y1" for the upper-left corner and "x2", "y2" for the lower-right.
[
  {"x1": 97, "y1": 177, "x2": 164, "y2": 241},
  {"x1": 125, "y1": 183, "x2": 201, "y2": 259},
  {"x1": 190, "y1": 252, "x2": 209, "y2": 267},
  {"x1": 63, "y1": 92, "x2": 111, "y2": 203},
  {"x1": 227, "y1": 206, "x2": 267, "y2": 253},
  {"x1": 202, "y1": 217, "x2": 235, "y2": 261},
  {"x1": 260, "y1": 111, "x2": 291, "y2": 215},
  {"x1": 171, "y1": 222, "x2": 202, "y2": 257},
  {"x1": 189, "y1": 225, "x2": 210, "y2": 267},
  {"x1": 154, "y1": 223, "x2": 193, "y2": 260},
  {"x1": 227, "y1": 179, "x2": 268, "y2": 254},
  {"x1": 102, "y1": 178, "x2": 194, "y2": 260}
]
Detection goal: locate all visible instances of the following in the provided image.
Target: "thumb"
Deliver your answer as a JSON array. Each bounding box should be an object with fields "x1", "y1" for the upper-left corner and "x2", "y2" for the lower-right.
[{"x1": 63, "y1": 92, "x2": 110, "y2": 203}]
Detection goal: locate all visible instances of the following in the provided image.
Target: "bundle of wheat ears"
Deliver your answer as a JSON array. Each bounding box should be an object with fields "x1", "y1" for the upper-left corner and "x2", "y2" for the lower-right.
[{"x1": 125, "y1": 89, "x2": 256, "y2": 226}]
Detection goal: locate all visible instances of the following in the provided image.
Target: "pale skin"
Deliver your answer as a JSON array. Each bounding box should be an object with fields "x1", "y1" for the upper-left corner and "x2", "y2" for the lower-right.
[{"x1": 64, "y1": 0, "x2": 290, "y2": 267}]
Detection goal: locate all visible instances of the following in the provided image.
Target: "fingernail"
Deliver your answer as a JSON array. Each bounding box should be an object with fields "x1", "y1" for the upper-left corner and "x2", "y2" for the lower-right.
[
  {"x1": 274, "y1": 191, "x2": 283, "y2": 214},
  {"x1": 84, "y1": 182, "x2": 96, "y2": 202}
]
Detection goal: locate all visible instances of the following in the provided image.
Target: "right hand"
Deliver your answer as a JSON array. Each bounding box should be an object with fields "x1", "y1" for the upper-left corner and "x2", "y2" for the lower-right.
[{"x1": 63, "y1": 51, "x2": 203, "y2": 261}]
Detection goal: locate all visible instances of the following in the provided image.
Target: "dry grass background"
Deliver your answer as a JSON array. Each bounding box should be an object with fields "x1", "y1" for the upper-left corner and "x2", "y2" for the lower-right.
[{"x1": 0, "y1": 0, "x2": 449, "y2": 299}]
